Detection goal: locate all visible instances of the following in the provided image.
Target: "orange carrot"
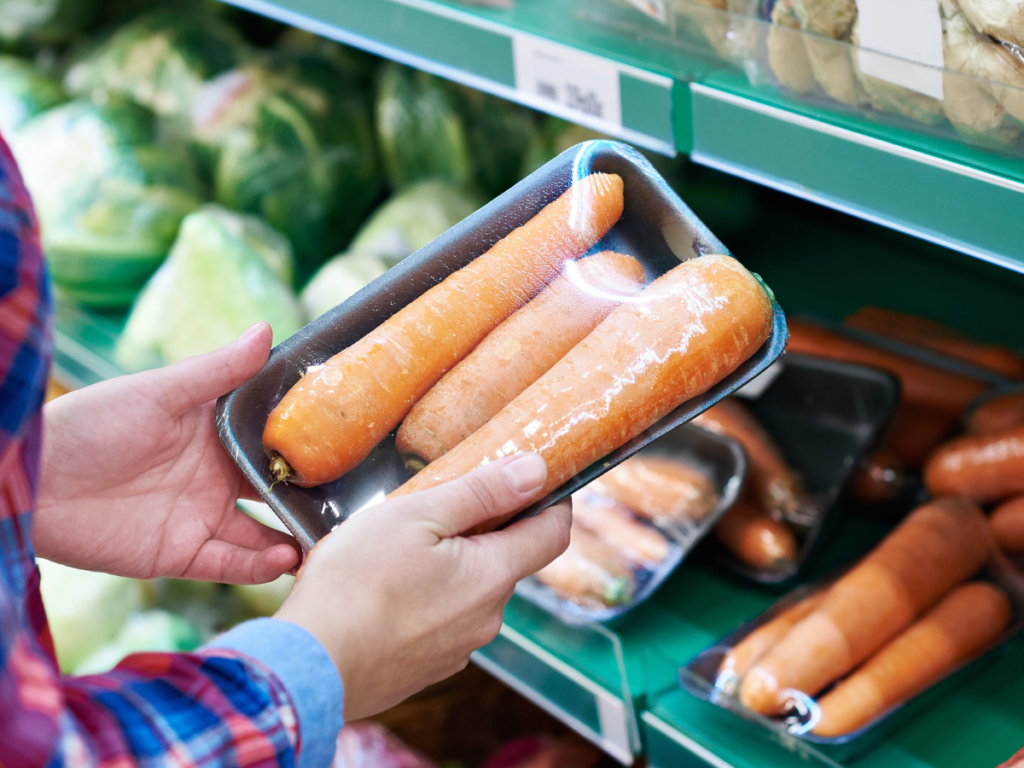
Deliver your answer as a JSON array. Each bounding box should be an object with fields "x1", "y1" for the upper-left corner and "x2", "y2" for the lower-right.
[
  {"x1": 787, "y1": 318, "x2": 987, "y2": 416},
  {"x1": 990, "y1": 495, "x2": 1024, "y2": 554},
  {"x1": 388, "y1": 254, "x2": 775, "y2": 533},
  {"x1": 845, "y1": 307, "x2": 1024, "y2": 380},
  {"x1": 590, "y1": 455, "x2": 719, "y2": 523},
  {"x1": 739, "y1": 498, "x2": 991, "y2": 715},
  {"x1": 853, "y1": 448, "x2": 906, "y2": 503},
  {"x1": 813, "y1": 582, "x2": 1011, "y2": 737},
  {"x1": 924, "y1": 424, "x2": 1024, "y2": 503},
  {"x1": 572, "y1": 492, "x2": 671, "y2": 567},
  {"x1": 713, "y1": 499, "x2": 797, "y2": 571},
  {"x1": 694, "y1": 398, "x2": 812, "y2": 522},
  {"x1": 262, "y1": 173, "x2": 624, "y2": 486},
  {"x1": 534, "y1": 522, "x2": 634, "y2": 609},
  {"x1": 968, "y1": 392, "x2": 1024, "y2": 436},
  {"x1": 717, "y1": 590, "x2": 826, "y2": 687},
  {"x1": 396, "y1": 251, "x2": 647, "y2": 469}
]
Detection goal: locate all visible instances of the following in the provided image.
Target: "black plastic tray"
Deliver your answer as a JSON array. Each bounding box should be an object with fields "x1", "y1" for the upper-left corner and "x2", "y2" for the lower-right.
[
  {"x1": 679, "y1": 555, "x2": 1024, "y2": 761},
  {"x1": 215, "y1": 140, "x2": 788, "y2": 551},
  {"x1": 515, "y1": 423, "x2": 747, "y2": 625},
  {"x1": 701, "y1": 354, "x2": 900, "y2": 586}
]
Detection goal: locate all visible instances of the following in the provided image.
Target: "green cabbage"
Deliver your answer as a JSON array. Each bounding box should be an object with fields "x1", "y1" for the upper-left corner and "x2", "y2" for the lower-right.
[
  {"x1": 193, "y1": 56, "x2": 381, "y2": 280},
  {"x1": 0, "y1": 56, "x2": 66, "y2": 136},
  {"x1": 448, "y1": 83, "x2": 539, "y2": 198},
  {"x1": 64, "y1": 12, "x2": 249, "y2": 128},
  {"x1": 38, "y1": 559, "x2": 144, "y2": 674},
  {"x1": 75, "y1": 610, "x2": 201, "y2": 675},
  {"x1": 116, "y1": 205, "x2": 303, "y2": 371},
  {"x1": 11, "y1": 99, "x2": 201, "y2": 308},
  {"x1": 375, "y1": 63, "x2": 473, "y2": 190},
  {"x1": 301, "y1": 179, "x2": 481, "y2": 320}
]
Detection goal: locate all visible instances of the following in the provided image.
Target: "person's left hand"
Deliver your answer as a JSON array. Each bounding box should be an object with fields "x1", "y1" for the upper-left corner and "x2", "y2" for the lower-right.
[{"x1": 35, "y1": 322, "x2": 300, "y2": 584}]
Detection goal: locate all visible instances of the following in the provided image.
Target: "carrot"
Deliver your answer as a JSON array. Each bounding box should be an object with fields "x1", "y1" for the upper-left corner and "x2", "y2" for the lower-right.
[
  {"x1": 693, "y1": 398, "x2": 812, "y2": 523},
  {"x1": 845, "y1": 307, "x2": 1024, "y2": 381},
  {"x1": 262, "y1": 173, "x2": 624, "y2": 486},
  {"x1": 713, "y1": 499, "x2": 797, "y2": 571},
  {"x1": 739, "y1": 498, "x2": 991, "y2": 715},
  {"x1": 813, "y1": 582, "x2": 1011, "y2": 737},
  {"x1": 589, "y1": 455, "x2": 719, "y2": 524},
  {"x1": 886, "y1": 405, "x2": 957, "y2": 469},
  {"x1": 968, "y1": 392, "x2": 1024, "y2": 436},
  {"x1": 389, "y1": 254, "x2": 775, "y2": 534},
  {"x1": 787, "y1": 318, "x2": 988, "y2": 416},
  {"x1": 853, "y1": 448, "x2": 906, "y2": 503},
  {"x1": 534, "y1": 523, "x2": 634, "y2": 609},
  {"x1": 717, "y1": 590, "x2": 826, "y2": 687},
  {"x1": 572, "y1": 492, "x2": 671, "y2": 567},
  {"x1": 990, "y1": 495, "x2": 1024, "y2": 554},
  {"x1": 396, "y1": 251, "x2": 647, "y2": 469},
  {"x1": 924, "y1": 424, "x2": 1024, "y2": 503}
]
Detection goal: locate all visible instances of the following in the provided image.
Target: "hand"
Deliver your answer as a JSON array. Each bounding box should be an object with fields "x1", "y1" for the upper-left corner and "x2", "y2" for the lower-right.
[
  {"x1": 35, "y1": 323, "x2": 300, "y2": 584},
  {"x1": 275, "y1": 453, "x2": 571, "y2": 721}
]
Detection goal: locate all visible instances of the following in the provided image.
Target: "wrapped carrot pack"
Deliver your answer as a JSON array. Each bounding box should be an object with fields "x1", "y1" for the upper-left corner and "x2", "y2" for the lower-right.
[
  {"x1": 516, "y1": 423, "x2": 745, "y2": 624},
  {"x1": 216, "y1": 140, "x2": 787, "y2": 550},
  {"x1": 680, "y1": 498, "x2": 1023, "y2": 759},
  {"x1": 698, "y1": 355, "x2": 898, "y2": 586}
]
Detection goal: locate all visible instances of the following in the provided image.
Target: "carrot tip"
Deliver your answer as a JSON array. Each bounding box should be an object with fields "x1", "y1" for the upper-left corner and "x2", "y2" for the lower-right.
[
  {"x1": 404, "y1": 456, "x2": 428, "y2": 475},
  {"x1": 269, "y1": 454, "x2": 293, "y2": 485}
]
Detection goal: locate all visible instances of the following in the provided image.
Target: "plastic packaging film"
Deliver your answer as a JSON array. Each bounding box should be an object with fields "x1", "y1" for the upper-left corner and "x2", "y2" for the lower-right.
[
  {"x1": 515, "y1": 422, "x2": 746, "y2": 624},
  {"x1": 598, "y1": 0, "x2": 1024, "y2": 155},
  {"x1": 679, "y1": 497, "x2": 1024, "y2": 757},
  {"x1": 216, "y1": 140, "x2": 788, "y2": 551}
]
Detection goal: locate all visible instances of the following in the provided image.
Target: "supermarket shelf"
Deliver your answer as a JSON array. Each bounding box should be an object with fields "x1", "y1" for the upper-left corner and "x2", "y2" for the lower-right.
[
  {"x1": 215, "y1": 0, "x2": 1024, "y2": 272},
  {"x1": 688, "y1": 75, "x2": 1024, "y2": 274}
]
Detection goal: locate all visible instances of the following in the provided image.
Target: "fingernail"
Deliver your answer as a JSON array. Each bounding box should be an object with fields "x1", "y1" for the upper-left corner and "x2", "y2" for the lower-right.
[
  {"x1": 502, "y1": 454, "x2": 547, "y2": 494},
  {"x1": 239, "y1": 323, "x2": 263, "y2": 342}
]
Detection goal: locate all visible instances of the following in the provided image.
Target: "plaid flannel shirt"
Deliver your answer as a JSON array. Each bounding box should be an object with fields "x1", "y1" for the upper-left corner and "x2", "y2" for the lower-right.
[{"x1": 0, "y1": 133, "x2": 342, "y2": 768}]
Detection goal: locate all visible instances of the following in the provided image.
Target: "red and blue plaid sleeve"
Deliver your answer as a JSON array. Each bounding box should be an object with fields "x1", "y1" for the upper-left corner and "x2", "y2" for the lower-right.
[{"x1": 0, "y1": 133, "x2": 340, "y2": 767}]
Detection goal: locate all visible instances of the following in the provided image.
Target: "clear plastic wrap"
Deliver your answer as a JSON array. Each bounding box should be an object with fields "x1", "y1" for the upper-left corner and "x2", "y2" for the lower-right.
[
  {"x1": 516, "y1": 422, "x2": 744, "y2": 623},
  {"x1": 216, "y1": 140, "x2": 786, "y2": 551},
  {"x1": 679, "y1": 498, "x2": 1024, "y2": 759}
]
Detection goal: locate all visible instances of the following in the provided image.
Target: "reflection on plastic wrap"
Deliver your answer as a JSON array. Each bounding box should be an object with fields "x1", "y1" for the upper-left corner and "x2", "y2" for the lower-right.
[
  {"x1": 681, "y1": 498, "x2": 1024, "y2": 759},
  {"x1": 216, "y1": 140, "x2": 787, "y2": 551},
  {"x1": 585, "y1": 0, "x2": 1024, "y2": 158}
]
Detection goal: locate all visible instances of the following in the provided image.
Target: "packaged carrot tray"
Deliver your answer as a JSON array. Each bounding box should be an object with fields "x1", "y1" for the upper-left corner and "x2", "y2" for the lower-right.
[
  {"x1": 216, "y1": 140, "x2": 788, "y2": 550},
  {"x1": 680, "y1": 498, "x2": 1024, "y2": 760}
]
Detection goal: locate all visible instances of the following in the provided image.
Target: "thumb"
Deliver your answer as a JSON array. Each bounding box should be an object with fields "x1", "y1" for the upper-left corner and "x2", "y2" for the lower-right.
[
  {"x1": 141, "y1": 322, "x2": 273, "y2": 414},
  {"x1": 390, "y1": 454, "x2": 549, "y2": 539}
]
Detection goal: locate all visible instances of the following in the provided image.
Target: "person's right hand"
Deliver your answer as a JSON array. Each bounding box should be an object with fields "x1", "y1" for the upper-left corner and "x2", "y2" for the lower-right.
[{"x1": 274, "y1": 453, "x2": 571, "y2": 721}]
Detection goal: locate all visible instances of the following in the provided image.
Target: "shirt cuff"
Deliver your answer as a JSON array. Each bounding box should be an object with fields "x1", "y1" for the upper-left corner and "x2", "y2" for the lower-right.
[{"x1": 206, "y1": 618, "x2": 343, "y2": 768}]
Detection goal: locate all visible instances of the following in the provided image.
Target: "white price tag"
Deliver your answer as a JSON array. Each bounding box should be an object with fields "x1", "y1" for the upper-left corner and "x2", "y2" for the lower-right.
[
  {"x1": 733, "y1": 360, "x2": 784, "y2": 400},
  {"x1": 855, "y1": 0, "x2": 945, "y2": 100},
  {"x1": 513, "y1": 35, "x2": 623, "y2": 130}
]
